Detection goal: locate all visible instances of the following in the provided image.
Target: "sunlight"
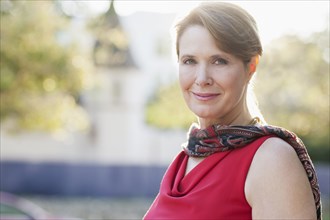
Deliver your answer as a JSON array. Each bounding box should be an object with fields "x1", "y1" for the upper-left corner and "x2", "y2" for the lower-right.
[
  {"x1": 114, "y1": 0, "x2": 328, "y2": 45},
  {"x1": 114, "y1": 1, "x2": 201, "y2": 16},
  {"x1": 232, "y1": 1, "x2": 329, "y2": 44},
  {"x1": 60, "y1": 0, "x2": 110, "y2": 17},
  {"x1": 61, "y1": 1, "x2": 328, "y2": 46}
]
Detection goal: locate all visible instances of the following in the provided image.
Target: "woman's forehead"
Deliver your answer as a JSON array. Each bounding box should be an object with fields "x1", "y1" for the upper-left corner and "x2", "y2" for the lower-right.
[{"x1": 178, "y1": 26, "x2": 235, "y2": 59}]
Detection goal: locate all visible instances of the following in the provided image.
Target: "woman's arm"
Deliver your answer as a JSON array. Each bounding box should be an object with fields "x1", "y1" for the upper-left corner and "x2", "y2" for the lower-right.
[{"x1": 245, "y1": 137, "x2": 317, "y2": 219}]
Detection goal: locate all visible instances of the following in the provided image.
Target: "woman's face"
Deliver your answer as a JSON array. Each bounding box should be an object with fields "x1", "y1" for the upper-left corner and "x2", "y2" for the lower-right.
[{"x1": 178, "y1": 25, "x2": 251, "y2": 127}]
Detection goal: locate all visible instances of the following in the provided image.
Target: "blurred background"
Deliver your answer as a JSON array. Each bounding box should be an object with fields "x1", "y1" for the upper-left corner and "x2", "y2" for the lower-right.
[{"x1": 0, "y1": 0, "x2": 329, "y2": 219}]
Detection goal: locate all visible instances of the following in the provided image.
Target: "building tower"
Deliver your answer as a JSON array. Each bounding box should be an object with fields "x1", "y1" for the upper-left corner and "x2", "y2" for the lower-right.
[{"x1": 84, "y1": 0, "x2": 146, "y2": 164}]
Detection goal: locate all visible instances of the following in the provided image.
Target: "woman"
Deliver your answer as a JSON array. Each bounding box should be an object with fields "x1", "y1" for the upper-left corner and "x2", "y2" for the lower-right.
[{"x1": 144, "y1": 2, "x2": 321, "y2": 220}]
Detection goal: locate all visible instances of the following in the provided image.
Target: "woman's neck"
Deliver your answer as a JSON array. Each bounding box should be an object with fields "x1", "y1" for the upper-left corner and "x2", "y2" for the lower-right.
[{"x1": 198, "y1": 104, "x2": 253, "y2": 129}]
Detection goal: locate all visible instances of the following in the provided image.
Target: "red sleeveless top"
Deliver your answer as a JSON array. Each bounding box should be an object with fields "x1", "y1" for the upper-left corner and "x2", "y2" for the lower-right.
[{"x1": 144, "y1": 136, "x2": 272, "y2": 220}]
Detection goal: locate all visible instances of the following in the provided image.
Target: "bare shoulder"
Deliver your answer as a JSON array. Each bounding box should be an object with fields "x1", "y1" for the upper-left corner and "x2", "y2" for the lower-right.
[
  {"x1": 245, "y1": 137, "x2": 316, "y2": 219},
  {"x1": 253, "y1": 137, "x2": 298, "y2": 164}
]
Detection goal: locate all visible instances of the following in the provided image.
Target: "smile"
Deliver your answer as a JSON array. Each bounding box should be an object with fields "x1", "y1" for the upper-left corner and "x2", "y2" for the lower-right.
[{"x1": 192, "y1": 92, "x2": 220, "y2": 101}]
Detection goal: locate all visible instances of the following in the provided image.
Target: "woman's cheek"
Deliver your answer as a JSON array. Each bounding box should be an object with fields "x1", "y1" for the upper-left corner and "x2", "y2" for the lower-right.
[{"x1": 179, "y1": 70, "x2": 191, "y2": 90}]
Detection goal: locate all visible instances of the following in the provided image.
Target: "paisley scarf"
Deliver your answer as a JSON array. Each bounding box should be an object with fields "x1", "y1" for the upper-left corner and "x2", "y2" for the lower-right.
[{"x1": 182, "y1": 123, "x2": 321, "y2": 220}]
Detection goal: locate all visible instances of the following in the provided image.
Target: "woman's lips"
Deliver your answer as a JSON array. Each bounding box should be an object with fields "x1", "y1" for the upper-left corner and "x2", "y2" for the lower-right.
[{"x1": 192, "y1": 92, "x2": 220, "y2": 101}]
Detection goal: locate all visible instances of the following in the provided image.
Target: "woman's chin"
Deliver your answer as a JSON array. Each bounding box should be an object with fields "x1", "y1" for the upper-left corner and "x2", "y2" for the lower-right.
[{"x1": 191, "y1": 110, "x2": 219, "y2": 121}]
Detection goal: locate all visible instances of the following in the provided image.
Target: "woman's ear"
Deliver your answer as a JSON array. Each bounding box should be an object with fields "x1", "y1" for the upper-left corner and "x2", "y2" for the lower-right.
[{"x1": 248, "y1": 55, "x2": 259, "y2": 78}]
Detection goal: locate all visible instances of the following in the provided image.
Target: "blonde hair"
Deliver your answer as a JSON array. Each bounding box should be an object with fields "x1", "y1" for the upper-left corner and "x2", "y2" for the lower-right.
[{"x1": 175, "y1": 2, "x2": 265, "y2": 123}]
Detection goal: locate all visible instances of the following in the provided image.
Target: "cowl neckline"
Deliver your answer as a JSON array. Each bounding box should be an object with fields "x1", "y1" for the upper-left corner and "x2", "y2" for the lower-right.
[{"x1": 170, "y1": 150, "x2": 232, "y2": 197}]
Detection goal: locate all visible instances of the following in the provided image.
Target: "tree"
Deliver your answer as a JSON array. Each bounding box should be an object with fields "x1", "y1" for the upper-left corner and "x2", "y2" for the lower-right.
[
  {"x1": 0, "y1": 1, "x2": 92, "y2": 133},
  {"x1": 146, "y1": 82, "x2": 196, "y2": 129},
  {"x1": 254, "y1": 31, "x2": 329, "y2": 161}
]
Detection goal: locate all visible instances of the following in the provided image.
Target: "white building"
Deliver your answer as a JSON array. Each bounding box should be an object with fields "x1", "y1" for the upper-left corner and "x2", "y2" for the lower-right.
[{"x1": 0, "y1": 1, "x2": 186, "y2": 167}]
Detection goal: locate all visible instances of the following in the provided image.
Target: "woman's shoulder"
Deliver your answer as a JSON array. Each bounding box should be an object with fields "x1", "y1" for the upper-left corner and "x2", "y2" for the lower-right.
[
  {"x1": 248, "y1": 136, "x2": 307, "y2": 183},
  {"x1": 246, "y1": 137, "x2": 302, "y2": 187},
  {"x1": 256, "y1": 136, "x2": 297, "y2": 161},
  {"x1": 245, "y1": 136, "x2": 316, "y2": 219}
]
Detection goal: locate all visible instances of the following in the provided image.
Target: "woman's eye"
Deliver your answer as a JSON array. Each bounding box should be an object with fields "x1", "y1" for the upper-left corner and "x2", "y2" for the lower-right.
[
  {"x1": 214, "y1": 58, "x2": 228, "y2": 65},
  {"x1": 183, "y1": 59, "x2": 196, "y2": 65}
]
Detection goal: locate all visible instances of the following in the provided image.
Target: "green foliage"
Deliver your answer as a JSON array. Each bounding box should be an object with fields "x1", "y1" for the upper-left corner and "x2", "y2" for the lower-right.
[
  {"x1": 146, "y1": 82, "x2": 196, "y2": 129},
  {"x1": 0, "y1": 1, "x2": 91, "y2": 133},
  {"x1": 254, "y1": 32, "x2": 329, "y2": 161}
]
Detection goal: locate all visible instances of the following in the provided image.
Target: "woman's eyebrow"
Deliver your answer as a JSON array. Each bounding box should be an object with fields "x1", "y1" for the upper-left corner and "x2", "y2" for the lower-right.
[
  {"x1": 179, "y1": 54, "x2": 195, "y2": 59},
  {"x1": 210, "y1": 54, "x2": 230, "y2": 60}
]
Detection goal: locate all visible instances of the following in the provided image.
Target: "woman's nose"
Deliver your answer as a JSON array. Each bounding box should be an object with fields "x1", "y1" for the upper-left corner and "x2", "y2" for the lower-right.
[{"x1": 195, "y1": 65, "x2": 213, "y2": 86}]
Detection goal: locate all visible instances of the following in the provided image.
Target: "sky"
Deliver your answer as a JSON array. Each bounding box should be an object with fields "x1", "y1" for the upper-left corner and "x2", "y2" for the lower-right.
[
  {"x1": 78, "y1": 0, "x2": 329, "y2": 46},
  {"x1": 62, "y1": 0, "x2": 330, "y2": 45},
  {"x1": 118, "y1": 1, "x2": 329, "y2": 45}
]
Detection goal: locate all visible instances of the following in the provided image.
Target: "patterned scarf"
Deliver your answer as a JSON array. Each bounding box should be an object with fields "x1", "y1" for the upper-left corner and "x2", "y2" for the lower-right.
[{"x1": 182, "y1": 123, "x2": 321, "y2": 220}]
